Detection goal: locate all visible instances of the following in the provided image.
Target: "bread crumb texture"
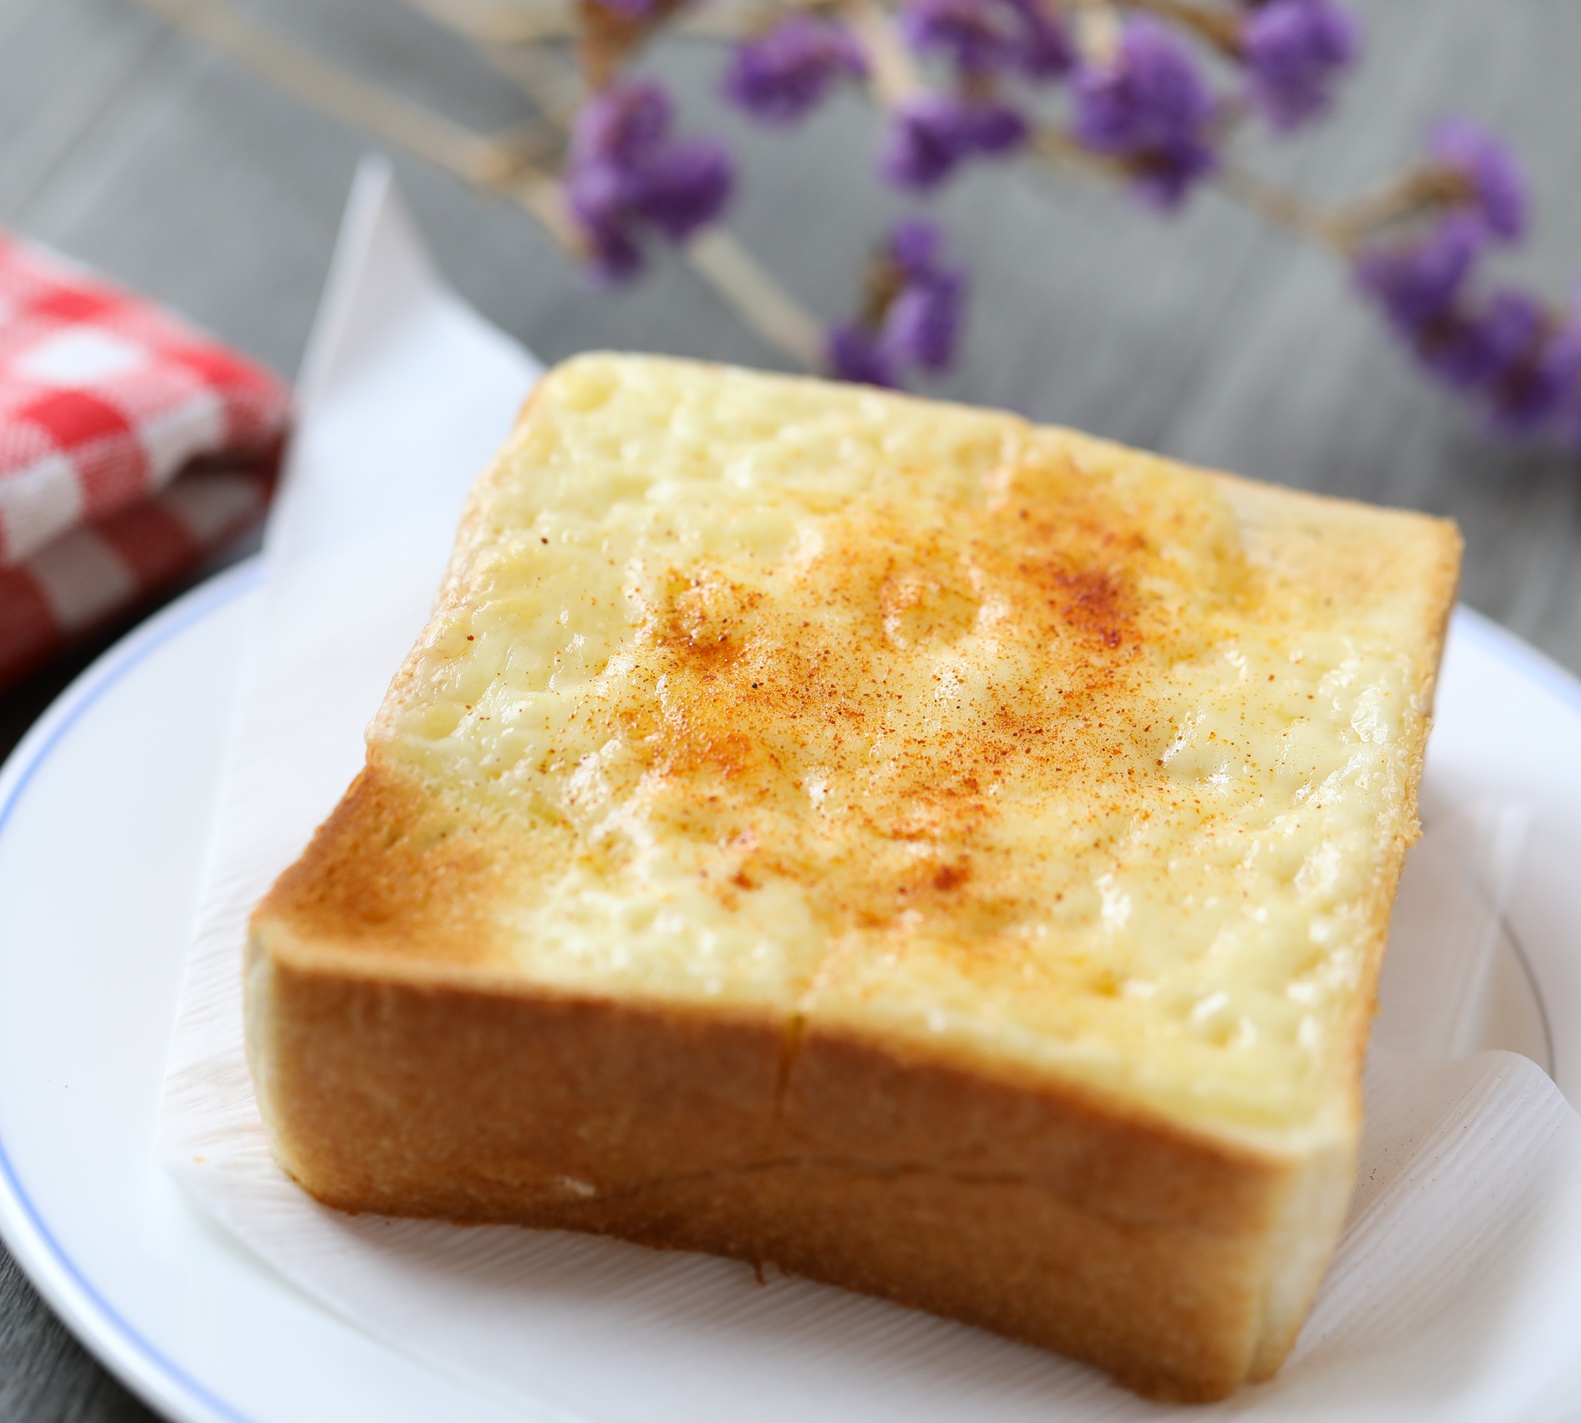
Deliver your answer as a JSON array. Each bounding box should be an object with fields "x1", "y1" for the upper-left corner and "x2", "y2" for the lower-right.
[{"x1": 272, "y1": 354, "x2": 1456, "y2": 1149}]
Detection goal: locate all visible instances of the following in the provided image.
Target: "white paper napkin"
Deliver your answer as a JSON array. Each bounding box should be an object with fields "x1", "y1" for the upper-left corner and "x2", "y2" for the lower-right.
[{"x1": 158, "y1": 160, "x2": 1581, "y2": 1423}]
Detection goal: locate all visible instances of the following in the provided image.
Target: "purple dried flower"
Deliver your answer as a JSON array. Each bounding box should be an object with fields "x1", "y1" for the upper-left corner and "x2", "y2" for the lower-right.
[
  {"x1": 828, "y1": 322, "x2": 900, "y2": 386},
  {"x1": 567, "y1": 82, "x2": 733, "y2": 282},
  {"x1": 1354, "y1": 214, "x2": 1481, "y2": 330},
  {"x1": 881, "y1": 100, "x2": 962, "y2": 189},
  {"x1": 903, "y1": 0, "x2": 1012, "y2": 75},
  {"x1": 572, "y1": 81, "x2": 670, "y2": 167},
  {"x1": 1072, "y1": 17, "x2": 1219, "y2": 209},
  {"x1": 565, "y1": 156, "x2": 644, "y2": 283},
  {"x1": 881, "y1": 219, "x2": 966, "y2": 370},
  {"x1": 1359, "y1": 246, "x2": 1581, "y2": 437},
  {"x1": 880, "y1": 94, "x2": 1028, "y2": 189},
  {"x1": 960, "y1": 100, "x2": 1028, "y2": 150},
  {"x1": 888, "y1": 217, "x2": 944, "y2": 278},
  {"x1": 1417, "y1": 287, "x2": 1541, "y2": 391},
  {"x1": 828, "y1": 220, "x2": 968, "y2": 387},
  {"x1": 1241, "y1": 0, "x2": 1359, "y2": 132},
  {"x1": 900, "y1": 0, "x2": 1073, "y2": 82},
  {"x1": 1009, "y1": 0, "x2": 1078, "y2": 80},
  {"x1": 1430, "y1": 118, "x2": 1528, "y2": 243},
  {"x1": 722, "y1": 17, "x2": 866, "y2": 126},
  {"x1": 582, "y1": 223, "x2": 645, "y2": 285},
  {"x1": 883, "y1": 267, "x2": 965, "y2": 370},
  {"x1": 633, "y1": 143, "x2": 733, "y2": 240},
  {"x1": 1485, "y1": 302, "x2": 1581, "y2": 432}
]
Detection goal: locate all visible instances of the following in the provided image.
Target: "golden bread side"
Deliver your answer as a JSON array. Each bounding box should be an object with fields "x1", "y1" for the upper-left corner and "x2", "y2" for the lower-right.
[{"x1": 248, "y1": 354, "x2": 1460, "y2": 1401}]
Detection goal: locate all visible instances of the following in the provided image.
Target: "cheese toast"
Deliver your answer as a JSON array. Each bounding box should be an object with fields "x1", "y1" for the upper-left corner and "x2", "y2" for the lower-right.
[{"x1": 248, "y1": 354, "x2": 1460, "y2": 1400}]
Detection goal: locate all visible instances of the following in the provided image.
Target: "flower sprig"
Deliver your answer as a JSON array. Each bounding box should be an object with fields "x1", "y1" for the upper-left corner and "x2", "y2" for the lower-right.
[
  {"x1": 829, "y1": 219, "x2": 968, "y2": 387},
  {"x1": 1350, "y1": 123, "x2": 1581, "y2": 437},
  {"x1": 566, "y1": 81, "x2": 734, "y2": 282},
  {"x1": 153, "y1": 0, "x2": 1572, "y2": 448},
  {"x1": 532, "y1": 0, "x2": 1579, "y2": 444}
]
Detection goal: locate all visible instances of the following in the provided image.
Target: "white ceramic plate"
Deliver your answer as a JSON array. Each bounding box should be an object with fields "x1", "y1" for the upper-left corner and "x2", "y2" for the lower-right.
[{"x1": 1, "y1": 562, "x2": 1580, "y2": 1423}]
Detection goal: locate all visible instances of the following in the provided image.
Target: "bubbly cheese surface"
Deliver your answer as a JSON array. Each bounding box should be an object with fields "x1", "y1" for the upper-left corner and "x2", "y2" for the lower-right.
[{"x1": 365, "y1": 355, "x2": 1448, "y2": 1143}]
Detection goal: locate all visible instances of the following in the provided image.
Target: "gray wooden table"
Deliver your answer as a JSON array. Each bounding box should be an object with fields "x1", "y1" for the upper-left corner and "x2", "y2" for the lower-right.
[{"x1": 3, "y1": 0, "x2": 1581, "y2": 1416}]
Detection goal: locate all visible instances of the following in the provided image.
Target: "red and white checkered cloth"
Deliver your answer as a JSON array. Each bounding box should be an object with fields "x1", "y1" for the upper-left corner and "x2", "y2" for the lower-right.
[{"x1": 0, "y1": 232, "x2": 289, "y2": 692}]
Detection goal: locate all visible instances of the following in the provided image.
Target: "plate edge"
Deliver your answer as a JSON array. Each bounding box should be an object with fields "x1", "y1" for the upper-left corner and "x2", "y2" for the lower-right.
[
  {"x1": 5, "y1": 594, "x2": 1581, "y2": 1423},
  {"x1": 0, "y1": 559, "x2": 264, "y2": 1423}
]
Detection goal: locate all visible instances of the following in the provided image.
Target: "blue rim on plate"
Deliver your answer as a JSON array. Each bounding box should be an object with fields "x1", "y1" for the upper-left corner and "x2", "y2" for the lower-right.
[
  {"x1": 0, "y1": 559, "x2": 263, "y2": 1423},
  {"x1": 0, "y1": 567, "x2": 1577, "y2": 1423}
]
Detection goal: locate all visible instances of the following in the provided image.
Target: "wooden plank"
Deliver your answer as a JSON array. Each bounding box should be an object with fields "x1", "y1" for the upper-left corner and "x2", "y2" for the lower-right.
[
  {"x1": 0, "y1": 1253, "x2": 157, "y2": 1420},
  {"x1": 0, "y1": 0, "x2": 164, "y2": 218}
]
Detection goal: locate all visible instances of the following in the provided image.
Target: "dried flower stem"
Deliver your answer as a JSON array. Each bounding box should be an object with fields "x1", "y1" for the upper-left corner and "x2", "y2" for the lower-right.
[
  {"x1": 408, "y1": 0, "x2": 785, "y2": 44},
  {"x1": 1328, "y1": 165, "x2": 1473, "y2": 249},
  {"x1": 137, "y1": 0, "x2": 556, "y2": 191},
  {"x1": 455, "y1": 16, "x2": 830, "y2": 359},
  {"x1": 470, "y1": 34, "x2": 587, "y2": 127},
  {"x1": 405, "y1": 0, "x2": 575, "y2": 44},
  {"x1": 131, "y1": 0, "x2": 827, "y2": 371},
  {"x1": 1123, "y1": 0, "x2": 1239, "y2": 54},
  {"x1": 1216, "y1": 161, "x2": 1349, "y2": 249},
  {"x1": 842, "y1": 0, "x2": 924, "y2": 105},
  {"x1": 1071, "y1": 4, "x2": 1122, "y2": 64},
  {"x1": 1062, "y1": 0, "x2": 1239, "y2": 56},
  {"x1": 577, "y1": 0, "x2": 687, "y2": 90},
  {"x1": 1028, "y1": 124, "x2": 1130, "y2": 183},
  {"x1": 686, "y1": 229, "x2": 827, "y2": 365},
  {"x1": 138, "y1": 0, "x2": 1497, "y2": 395}
]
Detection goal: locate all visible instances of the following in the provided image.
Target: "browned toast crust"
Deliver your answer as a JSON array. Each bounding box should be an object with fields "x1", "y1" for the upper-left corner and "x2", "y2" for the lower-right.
[
  {"x1": 247, "y1": 355, "x2": 1461, "y2": 1401},
  {"x1": 250, "y1": 914, "x2": 1337, "y2": 1401}
]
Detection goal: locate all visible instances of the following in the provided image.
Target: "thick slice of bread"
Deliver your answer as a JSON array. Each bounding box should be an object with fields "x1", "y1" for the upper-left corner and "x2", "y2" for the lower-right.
[{"x1": 248, "y1": 354, "x2": 1460, "y2": 1401}]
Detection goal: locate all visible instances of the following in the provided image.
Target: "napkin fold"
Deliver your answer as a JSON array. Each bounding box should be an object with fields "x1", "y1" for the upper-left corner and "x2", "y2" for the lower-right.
[
  {"x1": 0, "y1": 231, "x2": 289, "y2": 691},
  {"x1": 158, "y1": 163, "x2": 1581, "y2": 1423}
]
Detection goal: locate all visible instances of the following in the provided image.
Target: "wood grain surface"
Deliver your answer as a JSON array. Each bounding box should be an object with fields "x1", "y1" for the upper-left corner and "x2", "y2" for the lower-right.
[{"x1": 2, "y1": 0, "x2": 1580, "y2": 1417}]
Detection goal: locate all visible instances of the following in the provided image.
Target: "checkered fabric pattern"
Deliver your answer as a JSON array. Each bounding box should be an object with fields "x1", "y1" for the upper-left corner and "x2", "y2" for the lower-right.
[{"x1": 0, "y1": 232, "x2": 289, "y2": 692}]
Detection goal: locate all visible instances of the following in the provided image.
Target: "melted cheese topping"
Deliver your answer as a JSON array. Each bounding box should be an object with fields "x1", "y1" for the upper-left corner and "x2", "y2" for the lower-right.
[{"x1": 373, "y1": 355, "x2": 1445, "y2": 1144}]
